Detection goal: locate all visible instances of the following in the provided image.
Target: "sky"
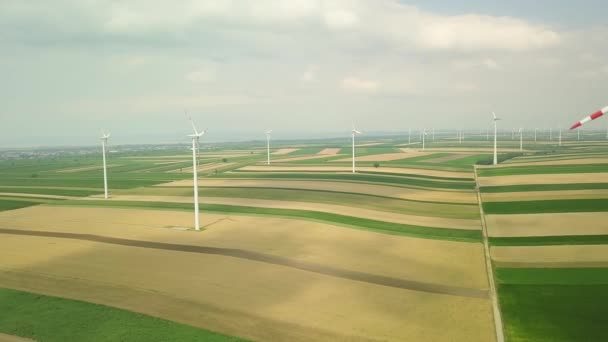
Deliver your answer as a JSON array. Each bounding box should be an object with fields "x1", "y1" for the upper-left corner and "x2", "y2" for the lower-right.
[{"x1": 1, "y1": 0, "x2": 607, "y2": 146}]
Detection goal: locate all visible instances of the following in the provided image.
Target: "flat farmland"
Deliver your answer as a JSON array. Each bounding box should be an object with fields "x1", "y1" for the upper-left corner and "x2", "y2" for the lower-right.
[{"x1": 0, "y1": 206, "x2": 494, "y2": 342}]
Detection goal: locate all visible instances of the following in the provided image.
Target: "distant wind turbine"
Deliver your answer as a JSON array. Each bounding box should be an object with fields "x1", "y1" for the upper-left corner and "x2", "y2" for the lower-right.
[
  {"x1": 187, "y1": 112, "x2": 207, "y2": 231},
  {"x1": 265, "y1": 130, "x2": 272, "y2": 165},
  {"x1": 351, "y1": 123, "x2": 362, "y2": 174},
  {"x1": 100, "y1": 130, "x2": 110, "y2": 199},
  {"x1": 422, "y1": 128, "x2": 428, "y2": 151},
  {"x1": 518, "y1": 128, "x2": 523, "y2": 151},
  {"x1": 492, "y1": 112, "x2": 501, "y2": 165}
]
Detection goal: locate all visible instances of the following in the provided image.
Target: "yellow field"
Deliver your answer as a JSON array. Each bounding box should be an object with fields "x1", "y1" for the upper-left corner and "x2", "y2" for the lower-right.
[
  {"x1": 486, "y1": 212, "x2": 608, "y2": 237},
  {"x1": 478, "y1": 173, "x2": 608, "y2": 186},
  {"x1": 482, "y1": 189, "x2": 608, "y2": 202},
  {"x1": 332, "y1": 152, "x2": 430, "y2": 162},
  {"x1": 317, "y1": 148, "x2": 341, "y2": 155},
  {"x1": 0, "y1": 206, "x2": 494, "y2": 341},
  {"x1": 492, "y1": 245, "x2": 608, "y2": 267},
  {"x1": 272, "y1": 148, "x2": 299, "y2": 155}
]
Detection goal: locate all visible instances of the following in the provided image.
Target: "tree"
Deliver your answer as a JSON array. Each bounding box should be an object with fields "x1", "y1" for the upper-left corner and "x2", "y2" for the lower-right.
[{"x1": 373, "y1": 162, "x2": 380, "y2": 168}]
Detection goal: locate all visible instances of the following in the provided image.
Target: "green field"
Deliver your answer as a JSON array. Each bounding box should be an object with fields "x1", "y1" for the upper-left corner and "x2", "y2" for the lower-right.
[
  {"x1": 480, "y1": 183, "x2": 608, "y2": 193},
  {"x1": 490, "y1": 235, "x2": 608, "y2": 246},
  {"x1": 0, "y1": 288, "x2": 244, "y2": 342},
  {"x1": 499, "y1": 284, "x2": 608, "y2": 342},
  {"x1": 483, "y1": 198, "x2": 608, "y2": 214}
]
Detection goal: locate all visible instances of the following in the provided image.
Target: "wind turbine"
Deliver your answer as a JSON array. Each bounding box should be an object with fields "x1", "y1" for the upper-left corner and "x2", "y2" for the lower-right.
[
  {"x1": 187, "y1": 113, "x2": 207, "y2": 231},
  {"x1": 351, "y1": 123, "x2": 362, "y2": 174},
  {"x1": 408, "y1": 128, "x2": 411, "y2": 144},
  {"x1": 519, "y1": 128, "x2": 523, "y2": 151},
  {"x1": 422, "y1": 128, "x2": 428, "y2": 150},
  {"x1": 492, "y1": 112, "x2": 501, "y2": 165},
  {"x1": 559, "y1": 128, "x2": 562, "y2": 146},
  {"x1": 534, "y1": 128, "x2": 537, "y2": 142},
  {"x1": 265, "y1": 130, "x2": 272, "y2": 165},
  {"x1": 100, "y1": 130, "x2": 110, "y2": 199},
  {"x1": 458, "y1": 130, "x2": 462, "y2": 144}
]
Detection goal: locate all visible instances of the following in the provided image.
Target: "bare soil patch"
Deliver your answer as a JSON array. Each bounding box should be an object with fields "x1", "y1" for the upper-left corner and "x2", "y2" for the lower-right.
[
  {"x1": 478, "y1": 173, "x2": 608, "y2": 187},
  {"x1": 317, "y1": 148, "x2": 341, "y2": 155},
  {"x1": 272, "y1": 148, "x2": 299, "y2": 155}
]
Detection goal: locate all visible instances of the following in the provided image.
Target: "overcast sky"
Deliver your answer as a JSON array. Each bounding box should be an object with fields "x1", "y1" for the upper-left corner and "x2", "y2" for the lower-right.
[{"x1": 1, "y1": 1, "x2": 607, "y2": 146}]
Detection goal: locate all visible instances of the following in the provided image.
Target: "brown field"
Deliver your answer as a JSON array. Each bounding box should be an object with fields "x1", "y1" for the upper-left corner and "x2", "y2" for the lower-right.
[
  {"x1": 271, "y1": 155, "x2": 341, "y2": 163},
  {"x1": 317, "y1": 148, "x2": 341, "y2": 155},
  {"x1": 482, "y1": 189, "x2": 608, "y2": 202},
  {"x1": 486, "y1": 212, "x2": 608, "y2": 237},
  {"x1": 332, "y1": 153, "x2": 430, "y2": 162},
  {"x1": 0, "y1": 206, "x2": 494, "y2": 341},
  {"x1": 477, "y1": 173, "x2": 608, "y2": 187},
  {"x1": 0, "y1": 334, "x2": 34, "y2": 342},
  {"x1": 237, "y1": 165, "x2": 472, "y2": 179},
  {"x1": 271, "y1": 148, "x2": 299, "y2": 155},
  {"x1": 169, "y1": 162, "x2": 236, "y2": 173},
  {"x1": 161, "y1": 179, "x2": 478, "y2": 203},
  {"x1": 355, "y1": 142, "x2": 383, "y2": 147},
  {"x1": 107, "y1": 195, "x2": 480, "y2": 229},
  {"x1": 491, "y1": 245, "x2": 608, "y2": 267},
  {"x1": 425, "y1": 154, "x2": 476, "y2": 164},
  {"x1": 56, "y1": 165, "x2": 117, "y2": 173}
]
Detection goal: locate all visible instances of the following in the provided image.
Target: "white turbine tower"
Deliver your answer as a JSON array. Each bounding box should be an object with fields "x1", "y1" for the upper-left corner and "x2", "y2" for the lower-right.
[
  {"x1": 187, "y1": 114, "x2": 206, "y2": 231},
  {"x1": 422, "y1": 128, "x2": 428, "y2": 150},
  {"x1": 408, "y1": 128, "x2": 411, "y2": 144},
  {"x1": 492, "y1": 112, "x2": 501, "y2": 165},
  {"x1": 351, "y1": 123, "x2": 362, "y2": 174},
  {"x1": 519, "y1": 128, "x2": 523, "y2": 151},
  {"x1": 534, "y1": 128, "x2": 537, "y2": 142},
  {"x1": 100, "y1": 130, "x2": 110, "y2": 199},
  {"x1": 265, "y1": 129, "x2": 272, "y2": 165}
]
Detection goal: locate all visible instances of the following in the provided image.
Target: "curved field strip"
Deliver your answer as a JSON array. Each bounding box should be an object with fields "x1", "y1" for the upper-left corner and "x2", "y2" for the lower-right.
[
  {"x1": 491, "y1": 245, "x2": 608, "y2": 266},
  {"x1": 478, "y1": 173, "x2": 608, "y2": 187},
  {"x1": 221, "y1": 172, "x2": 475, "y2": 190},
  {"x1": 120, "y1": 186, "x2": 478, "y2": 217},
  {"x1": 0, "y1": 236, "x2": 495, "y2": 342},
  {"x1": 271, "y1": 148, "x2": 299, "y2": 155},
  {"x1": 486, "y1": 212, "x2": 608, "y2": 237},
  {"x1": 160, "y1": 179, "x2": 478, "y2": 204},
  {"x1": 424, "y1": 153, "x2": 475, "y2": 163},
  {"x1": 50, "y1": 200, "x2": 482, "y2": 242},
  {"x1": 483, "y1": 199, "x2": 608, "y2": 215},
  {"x1": 0, "y1": 199, "x2": 43, "y2": 212},
  {"x1": 56, "y1": 165, "x2": 118, "y2": 173},
  {"x1": 0, "y1": 187, "x2": 100, "y2": 197},
  {"x1": 0, "y1": 193, "x2": 76, "y2": 200},
  {"x1": 482, "y1": 189, "x2": 608, "y2": 202},
  {"x1": 0, "y1": 206, "x2": 486, "y2": 288},
  {"x1": 0, "y1": 229, "x2": 487, "y2": 299},
  {"x1": 0, "y1": 288, "x2": 241, "y2": 342},
  {"x1": 109, "y1": 195, "x2": 480, "y2": 229},
  {"x1": 239, "y1": 165, "x2": 472, "y2": 179}
]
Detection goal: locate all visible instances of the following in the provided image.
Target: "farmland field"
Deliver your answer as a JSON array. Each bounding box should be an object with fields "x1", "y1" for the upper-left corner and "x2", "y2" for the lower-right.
[{"x1": 3, "y1": 135, "x2": 608, "y2": 341}]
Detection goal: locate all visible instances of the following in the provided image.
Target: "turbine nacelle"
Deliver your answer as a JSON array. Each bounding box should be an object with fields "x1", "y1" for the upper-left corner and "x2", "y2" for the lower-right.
[{"x1": 492, "y1": 112, "x2": 501, "y2": 121}]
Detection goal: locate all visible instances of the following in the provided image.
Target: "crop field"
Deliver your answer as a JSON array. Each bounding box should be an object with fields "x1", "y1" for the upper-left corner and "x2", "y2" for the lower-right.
[
  {"x1": 6, "y1": 135, "x2": 607, "y2": 341},
  {"x1": 477, "y1": 144, "x2": 608, "y2": 342}
]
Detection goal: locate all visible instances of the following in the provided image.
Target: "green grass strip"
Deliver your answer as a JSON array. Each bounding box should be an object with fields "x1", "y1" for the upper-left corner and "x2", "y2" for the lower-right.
[
  {"x1": 498, "y1": 284, "x2": 608, "y2": 342},
  {"x1": 490, "y1": 235, "x2": 608, "y2": 246},
  {"x1": 0, "y1": 288, "x2": 245, "y2": 342},
  {"x1": 51, "y1": 200, "x2": 481, "y2": 242},
  {"x1": 0, "y1": 199, "x2": 41, "y2": 212},
  {"x1": 483, "y1": 199, "x2": 608, "y2": 215},
  {"x1": 480, "y1": 183, "x2": 608, "y2": 193},
  {"x1": 0, "y1": 187, "x2": 101, "y2": 197},
  {"x1": 477, "y1": 163, "x2": 608, "y2": 177},
  {"x1": 496, "y1": 267, "x2": 608, "y2": 285}
]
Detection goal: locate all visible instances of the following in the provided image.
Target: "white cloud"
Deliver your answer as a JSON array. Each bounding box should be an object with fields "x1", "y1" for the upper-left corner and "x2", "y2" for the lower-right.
[
  {"x1": 300, "y1": 65, "x2": 318, "y2": 82},
  {"x1": 185, "y1": 63, "x2": 218, "y2": 83},
  {"x1": 324, "y1": 9, "x2": 359, "y2": 30},
  {"x1": 341, "y1": 77, "x2": 378, "y2": 92}
]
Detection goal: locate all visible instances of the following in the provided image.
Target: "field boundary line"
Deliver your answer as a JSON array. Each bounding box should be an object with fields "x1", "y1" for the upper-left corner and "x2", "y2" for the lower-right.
[{"x1": 474, "y1": 165, "x2": 505, "y2": 342}]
